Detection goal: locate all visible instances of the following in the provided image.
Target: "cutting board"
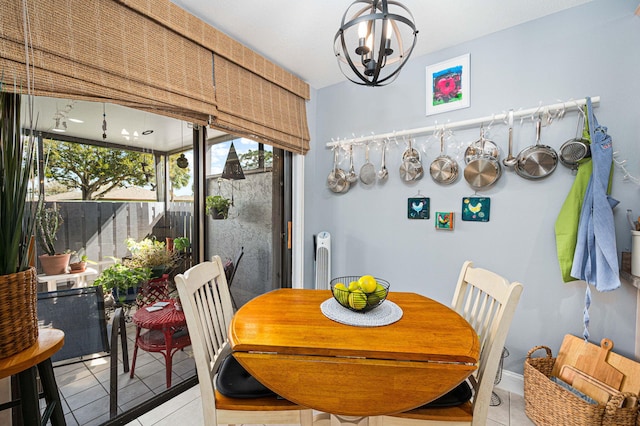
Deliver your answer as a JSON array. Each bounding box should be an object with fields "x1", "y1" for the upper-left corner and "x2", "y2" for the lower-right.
[
  {"x1": 559, "y1": 365, "x2": 621, "y2": 405},
  {"x1": 574, "y1": 338, "x2": 624, "y2": 390},
  {"x1": 552, "y1": 335, "x2": 640, "y2": 394}
]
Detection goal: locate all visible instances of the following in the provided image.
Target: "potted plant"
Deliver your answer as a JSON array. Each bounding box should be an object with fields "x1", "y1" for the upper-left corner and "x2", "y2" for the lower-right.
[
  {"x1": 174, "y1": 237, "x2": 190, "y2": 253},
  {"x1": 69, "y1": 248, "x2": 96, "y2": 273},
  {"x1": 123, "y1": 236, "x2": 178, "y2": 278},
  {"x1": 206, "y1": 195, "x2": 232, "y2": 219},
  {"x1": 0, "y1": 90, "x2": 40, "y2": 358},
  {"x1": 94, "y1": 259, "x2": 152, "y2": 305},
  {"x1": 36, "y1": 202, "x2": 71, "y2": 275}
]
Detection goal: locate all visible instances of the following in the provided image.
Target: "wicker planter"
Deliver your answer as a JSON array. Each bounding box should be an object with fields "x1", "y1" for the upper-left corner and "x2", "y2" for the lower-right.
[{"x1": 0, "y1": 267, "x2": 39, "y2": 358}]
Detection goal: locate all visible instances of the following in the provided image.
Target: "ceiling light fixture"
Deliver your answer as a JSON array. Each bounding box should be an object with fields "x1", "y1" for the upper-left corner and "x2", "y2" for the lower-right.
[{"x1": 334, "y1": 0, "x2": 418, "y2": 87}]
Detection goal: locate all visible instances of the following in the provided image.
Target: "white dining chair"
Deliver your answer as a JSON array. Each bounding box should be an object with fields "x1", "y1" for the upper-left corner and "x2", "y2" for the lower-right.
[
  {"x1": 370, "y1": 260, "x2": 523, "y2": 426},
  {"x1": 174, "y1": 256, "x2": 313, "y2": 426}
]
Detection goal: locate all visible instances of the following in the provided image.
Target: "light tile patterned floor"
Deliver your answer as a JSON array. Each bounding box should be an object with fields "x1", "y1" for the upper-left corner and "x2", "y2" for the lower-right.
[
  {"x1": 43, "y1": 307, "x2": 533, "y2": 425},
  {"x1": 45, "y1": 317, "x2": 196, "y2": 426},
  {"x1": 125, "y1": 386, "x2": 535, "y2": 426}
]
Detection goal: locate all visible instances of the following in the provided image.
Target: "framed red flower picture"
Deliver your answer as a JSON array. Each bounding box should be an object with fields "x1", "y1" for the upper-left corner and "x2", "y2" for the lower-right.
[{"x1": 426, "y1": 54, "x2": 470, "y2": 116}]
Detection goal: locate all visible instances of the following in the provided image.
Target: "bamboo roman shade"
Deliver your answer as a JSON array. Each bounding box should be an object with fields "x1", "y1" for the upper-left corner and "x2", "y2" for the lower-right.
[{"x1": 0, "y1": 0, "x2": 311, "y2": 154}]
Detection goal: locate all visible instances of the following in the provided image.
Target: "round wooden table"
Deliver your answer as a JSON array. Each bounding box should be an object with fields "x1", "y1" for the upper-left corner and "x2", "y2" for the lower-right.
[
  {"x1": 229, "y1": 289, "x2": 479, "y2": 421},
  {"x1": 0, "y1": 328, "x2": 66, "y2": 425}
]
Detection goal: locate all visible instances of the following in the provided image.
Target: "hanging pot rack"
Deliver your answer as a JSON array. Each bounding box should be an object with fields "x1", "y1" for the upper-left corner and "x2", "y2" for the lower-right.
[{"x1": 326, "y1": 96, "x2": 600, "y2": 148}]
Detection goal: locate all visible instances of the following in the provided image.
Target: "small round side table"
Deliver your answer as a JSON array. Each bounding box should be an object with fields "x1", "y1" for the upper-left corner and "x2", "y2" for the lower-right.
[{"x1": 0, "y1": 328, "x2": 66, "y2": 425}]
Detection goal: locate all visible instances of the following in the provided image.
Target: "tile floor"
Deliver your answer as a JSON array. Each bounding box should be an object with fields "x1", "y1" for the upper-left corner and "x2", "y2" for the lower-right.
[
  {"x1": 124, "y1": 386, "x2": 535, "y2": 426},
  {"x1": 45, "y1": 315, "x2": 197, "y2": 426},
  {"x1": 44, "y1": 308, "x2": 534, "y2": 426}
]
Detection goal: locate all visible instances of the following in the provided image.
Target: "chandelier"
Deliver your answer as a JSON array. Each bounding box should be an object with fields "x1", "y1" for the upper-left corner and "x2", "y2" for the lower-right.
[{"x1": 334, "y1": 0, "x2": 418, "y2": 86}]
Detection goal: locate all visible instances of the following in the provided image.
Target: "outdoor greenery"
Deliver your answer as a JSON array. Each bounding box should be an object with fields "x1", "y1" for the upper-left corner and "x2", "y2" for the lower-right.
[
  {"x1": 174, "y1": 237, "x2": 190, "y2": 252},
  {"x1": 239, "y1": 148, "x2": 273, "y2": 169},
  {"x1": 0, "y1": 90, "x2": 38, "y2": 275},
  {"x1": 123, "y1": 237, "x2": 178, "y2": 275},
  {"x1": 93, "y1": 259, "x2": 152, "y2": 297},
  {"x1": 36, "y1": 203, "x2": 64, "y2": 255},
  {"x1": 168, "y1": 152, "x2": 191, "y2": 200},
  {"x1": 205, "y1": 195, "x2": 231, "y2": 218},
  {"x1": 42, "y1": 139, "x2": 190, "y2": 200}
]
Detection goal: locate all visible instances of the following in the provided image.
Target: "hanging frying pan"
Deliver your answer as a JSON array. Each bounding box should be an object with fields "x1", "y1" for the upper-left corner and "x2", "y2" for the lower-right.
[
  {"x1": 399, "y1": 139, "x2": 423, "y2": 182},
  {"x1": 430, "y1": 130, "x2": 459, "y2": 184},
  {"x1": 463, "y1": 127, "x2": 501, "y2": 190},
  {"x1": 327, "y1": 148, "x2": 350, "y2": 193},
  {"x1": 464, "y1": 126, "x2": 500, "y2": 164},
  {"x1": 515, "y1": 116, "x2": 558, "y2": 180}
]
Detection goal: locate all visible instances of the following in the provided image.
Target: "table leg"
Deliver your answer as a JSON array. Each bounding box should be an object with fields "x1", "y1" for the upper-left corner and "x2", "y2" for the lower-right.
[
  {"x1": 47, "y1": 279, "x2": 56, "y2": 292},
  {"x1": 130, "y1": 326, "x2": 142, "y2": 378},
  {"x1": 313, "y1": 413, "x2": 368, "y2": 426},
  {"x1": 17, "y1": 366, "x2": 41, "y2": 426},
  {"x1": 163, "y1": 329, "x2": 173, "y2": 388},
  {"x1": 37, "y1": 358, "x2": 66, "y2": 425}
]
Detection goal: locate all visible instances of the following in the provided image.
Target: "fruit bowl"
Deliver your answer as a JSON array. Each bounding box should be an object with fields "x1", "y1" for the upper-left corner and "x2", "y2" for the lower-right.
[{"x1": 330, "y1": 276, "x2": 390, "y2": 313}]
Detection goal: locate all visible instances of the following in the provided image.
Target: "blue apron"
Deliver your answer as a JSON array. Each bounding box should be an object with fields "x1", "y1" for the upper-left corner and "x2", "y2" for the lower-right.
[{"x1": 570, "y1": 97, "x2": 620, "y2": 339}]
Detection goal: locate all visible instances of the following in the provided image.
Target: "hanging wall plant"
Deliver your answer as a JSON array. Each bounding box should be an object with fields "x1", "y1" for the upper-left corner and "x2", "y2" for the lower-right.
[{"x1": 206, "y1": 195, "x2": 231, "y2": 219}]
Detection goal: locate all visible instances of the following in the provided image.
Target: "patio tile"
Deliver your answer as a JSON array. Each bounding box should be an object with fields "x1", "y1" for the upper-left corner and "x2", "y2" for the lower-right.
[
  {"x1": 65, "y1": 383, "x2": 108, "y2": 411},
  {"x1": 118, "y1": 380, "x2": 153, "y2": 405},
  {"x1": 59, "y1": 373, "x2": 102, "y2": 398},
  {"x1": 71, "y1": 394, "x2": 111, "y2": 425},
  {"x1": 54, "y1": 365, "x2": 93, "y2": 388}
]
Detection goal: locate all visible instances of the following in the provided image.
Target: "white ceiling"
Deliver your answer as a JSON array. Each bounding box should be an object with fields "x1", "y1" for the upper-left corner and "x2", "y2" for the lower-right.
[{"x1": 26, "y1": 0, "x2": 593, "y2": 152}]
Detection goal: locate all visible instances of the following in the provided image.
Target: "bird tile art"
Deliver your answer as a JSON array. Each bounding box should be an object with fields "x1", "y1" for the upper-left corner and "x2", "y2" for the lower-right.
[
  {"x1": 408, "y1": 197, "x2": 430, "y2": 219},
  {"x1": 461, "y1": 197, "x2": 490, "y2": 222}
]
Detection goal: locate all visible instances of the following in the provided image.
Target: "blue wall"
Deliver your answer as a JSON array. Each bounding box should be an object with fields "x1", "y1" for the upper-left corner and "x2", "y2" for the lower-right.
[{"x1": 306, "y1": 0, "x2": 640, "y2": 374}]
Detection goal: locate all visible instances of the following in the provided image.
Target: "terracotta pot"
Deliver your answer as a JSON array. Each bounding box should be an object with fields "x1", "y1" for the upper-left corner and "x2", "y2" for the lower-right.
[
  {"x1": 39, "y1": 253, "x2": 71, "y2": 275},
  {"x1": 69, "y1": 261, "x2": 86, "y2": 273}
]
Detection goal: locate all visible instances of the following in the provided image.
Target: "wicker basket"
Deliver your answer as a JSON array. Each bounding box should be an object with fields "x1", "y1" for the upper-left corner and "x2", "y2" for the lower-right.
[
  {"x1": 0, "y1": 267, "x2": 39, "y2": 359},
  {"x1": 524, "y1": 345, "x2": 639, "y2": 426}
]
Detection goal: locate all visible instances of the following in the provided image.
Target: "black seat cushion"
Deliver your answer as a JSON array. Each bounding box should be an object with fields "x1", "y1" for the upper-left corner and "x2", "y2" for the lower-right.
[
  {"x1": 422, "y1": 381, "x2": 472, "y2": 408},
  {"x1": 215, "y1": 354, "x2": 277, "y2": 398}
]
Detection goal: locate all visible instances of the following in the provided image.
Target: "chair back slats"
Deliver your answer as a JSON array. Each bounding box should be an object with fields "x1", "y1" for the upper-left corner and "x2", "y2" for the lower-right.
[
  {"x1": 174, "y1": 255, "x2": 237, "y2": 425},
  {"x1": 451, "y1": 261, "x2": 523, "y2": 425}
]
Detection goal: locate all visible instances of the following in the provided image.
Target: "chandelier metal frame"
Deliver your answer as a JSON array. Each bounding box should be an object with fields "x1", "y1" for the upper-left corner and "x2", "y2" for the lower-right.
[{"x1": 334, "y1": 0, "x2": 418, "y2": 86}]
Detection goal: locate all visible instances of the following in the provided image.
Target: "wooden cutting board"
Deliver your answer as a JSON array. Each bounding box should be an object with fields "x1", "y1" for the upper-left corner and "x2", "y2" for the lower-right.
[
  {"x1": 559, "y1": 365, "x2": 621, "y2": 405},
  {"x1": 574, "y1": 338, "x2": 624, "y2": 390},
  {"x1": 552, "y1": 335, "x2": 640, "y2": 394}
]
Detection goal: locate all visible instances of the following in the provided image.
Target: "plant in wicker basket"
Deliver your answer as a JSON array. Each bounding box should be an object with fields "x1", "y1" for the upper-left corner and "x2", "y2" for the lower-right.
[{"x1": 0, "y1": 90, "x2": 40, "y2": 358}]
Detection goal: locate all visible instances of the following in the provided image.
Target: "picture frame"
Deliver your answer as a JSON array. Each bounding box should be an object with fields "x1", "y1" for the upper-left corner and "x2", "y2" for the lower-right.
[
  {"x1": 435, "y1": 212, "x2": 454, "y2": 230},
  {"x1": 461, "y1": 197, "x2": 490, "y2": 222},
  {"x1": 407, "y1": 197, "x2": 430, "y2": 219},
  {"x1": 426, "y1": 54, "x2": 470, "y2": 116}
]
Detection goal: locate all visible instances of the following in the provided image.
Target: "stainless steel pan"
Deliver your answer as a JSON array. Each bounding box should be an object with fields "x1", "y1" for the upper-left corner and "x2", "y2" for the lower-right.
[
  {"x1": 515, "y1": 116, "x2": 558, "y2": 180},
  {"x1": 399, "y1": 139, "x2": 423, "y2": 182},
  {"x1": 327, "y1": 148, "x2": 350, "y2": 193},
  {"x1": 463, "y1": 127, "x2": 501, "y2": 190},
  {"x1": 430, "y1": 131, "x2": 459, "y2": 184}
]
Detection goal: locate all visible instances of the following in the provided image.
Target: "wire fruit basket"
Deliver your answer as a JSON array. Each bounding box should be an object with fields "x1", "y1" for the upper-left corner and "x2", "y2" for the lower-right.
[{"x1": 330, "y1": 276, "x2": 389, "y2": 312}]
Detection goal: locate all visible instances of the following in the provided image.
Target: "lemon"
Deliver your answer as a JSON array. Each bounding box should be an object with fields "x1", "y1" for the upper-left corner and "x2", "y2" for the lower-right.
[
  {"x1": 358, "y1": 275, "x2": 377, "y2": 293},
  {"x1": 334, "y1": 282, "x2": 347, "y2": 291},
  {"x1": 348, "y1": 281, "x2": 360, "y2": 292},
  {"x1": 366, "y1": 292, "x2": 381, "y2": 306},
  {"x1": 348, "y1": 290, "x2": 367, "y2": 310}
]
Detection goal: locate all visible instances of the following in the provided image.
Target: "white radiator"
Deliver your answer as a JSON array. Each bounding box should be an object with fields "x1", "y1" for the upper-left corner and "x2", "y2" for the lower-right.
[{"x1": 315, "y1": 232, "x2": 331, "y2": 290}]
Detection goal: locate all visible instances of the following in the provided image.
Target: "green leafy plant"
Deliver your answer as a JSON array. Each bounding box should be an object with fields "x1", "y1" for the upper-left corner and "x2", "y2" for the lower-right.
[
  {"x1": 123, "y1": 237, "x2": 177, "y2": 276},
  {"x1": 174, "y1": 237, "x2": 190, "y2": 252},
  {"x1": 205, "y1": 195, "x2": 231, "y2": 219},
  {"x1": 94, "y1": 258, "x2": 152, "y2": 296},
  {"x1": 36, "y1": 203, "x2": 64, "y2": 256},
  {"x1": 0, "y1": 91, "x2": 38, "y2": 275}
]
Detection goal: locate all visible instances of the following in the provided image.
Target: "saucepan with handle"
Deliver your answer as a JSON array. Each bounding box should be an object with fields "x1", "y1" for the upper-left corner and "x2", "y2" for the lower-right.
[{"x1": 515, "y1": 115, "x2": 558, "y2": 180}]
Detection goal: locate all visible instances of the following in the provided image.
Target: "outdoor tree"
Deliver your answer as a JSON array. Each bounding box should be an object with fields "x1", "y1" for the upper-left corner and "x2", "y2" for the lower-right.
[
  {"x1": 43, "y1": 140, "x2": 155, "y2": 200},
  {"x1": 239, "y1": 148, "x2": 273, "y2": 169},
  {"x1": 168, "y1": 152, "x2": 191, "y2": 200}
]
